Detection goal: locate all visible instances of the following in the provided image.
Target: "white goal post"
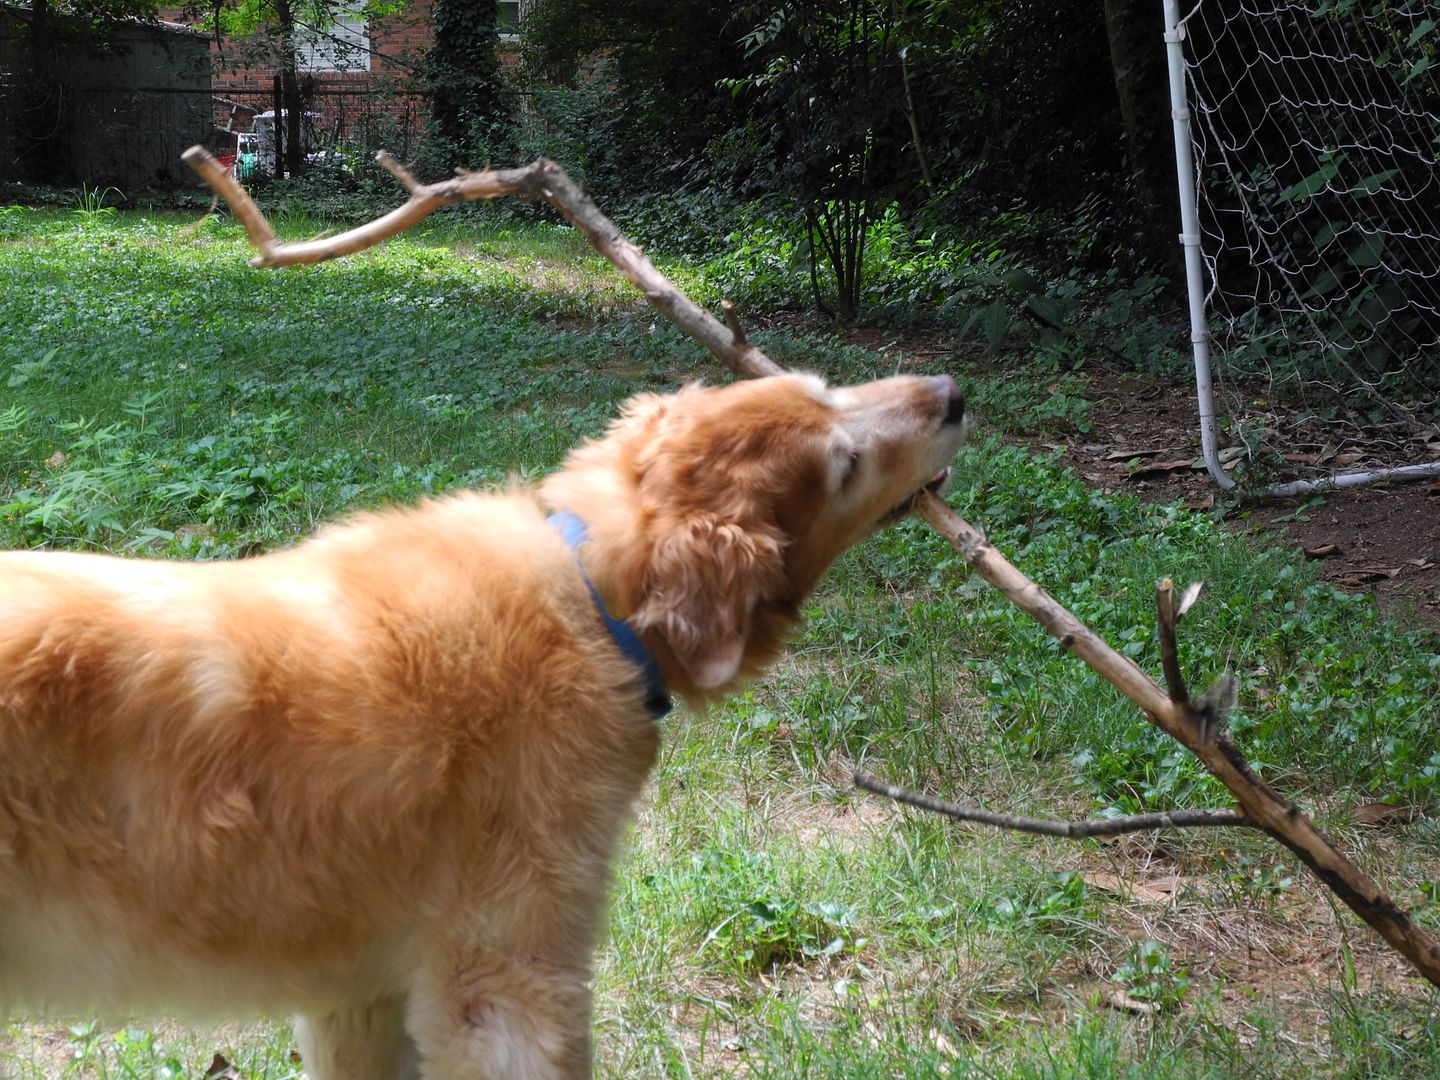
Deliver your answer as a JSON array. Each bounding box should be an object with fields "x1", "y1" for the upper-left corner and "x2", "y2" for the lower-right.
[{"x1": 1163, "y1": 0, "x2": 1440, "y2": 497}]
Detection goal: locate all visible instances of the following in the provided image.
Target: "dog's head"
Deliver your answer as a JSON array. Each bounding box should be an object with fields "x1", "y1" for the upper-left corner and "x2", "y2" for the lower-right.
[{"x1": 542, "y1": 373, "x2": 969, "y2": 700}]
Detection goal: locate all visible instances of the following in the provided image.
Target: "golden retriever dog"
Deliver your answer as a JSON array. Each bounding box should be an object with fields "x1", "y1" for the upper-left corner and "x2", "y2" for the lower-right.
[{"x1": 0, "y1": 371, "x2": 967, "y2": 1079}]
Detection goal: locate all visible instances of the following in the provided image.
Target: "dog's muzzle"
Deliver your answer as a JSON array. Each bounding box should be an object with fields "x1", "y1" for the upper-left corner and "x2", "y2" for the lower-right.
[{"x1": 874, "y1": 376, "x2": 966, "y2": 526}]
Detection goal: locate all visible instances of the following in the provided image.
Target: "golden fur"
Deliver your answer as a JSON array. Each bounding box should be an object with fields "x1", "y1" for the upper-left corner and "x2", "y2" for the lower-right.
[{"x1": 0, "y1": 372, "x2": 967, "y2": 1079}]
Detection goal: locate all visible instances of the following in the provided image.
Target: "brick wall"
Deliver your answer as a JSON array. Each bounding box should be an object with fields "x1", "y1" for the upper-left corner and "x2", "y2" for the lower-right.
[
  {"x1": 156, "y1": 2, "x2": 525, "y2": 161},
  {"x1": 156, "y1": 0, "x2": 433, "y2": 92},
  {"x1": 154, "y1": 0, "x2": 437, "y2": 161}
]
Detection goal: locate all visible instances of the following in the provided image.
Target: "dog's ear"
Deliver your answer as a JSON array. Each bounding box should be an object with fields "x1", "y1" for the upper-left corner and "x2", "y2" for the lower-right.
[{"x1": 630, "y1": 512, "x2": 786, "y2": 690}]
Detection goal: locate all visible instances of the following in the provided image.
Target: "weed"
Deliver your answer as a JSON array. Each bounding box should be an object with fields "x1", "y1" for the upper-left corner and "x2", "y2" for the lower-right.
[
  {"x1": 0, "y1": 204, "x2": 32, "y2": 237},
  {"x1": 1219, "y1": 851, "x2": 1295, "y2": 909},
  {"x1": 72, "y1": 184, "x2": 124, "y2": 225},
  {"x1": 701, "y1": 891, "x2": 859, "y2": 975},
  {"x1": 1113, "y1": 939, "x2": 1193, "y2": 1011},
  {"x1": 6, "y1": 348, "x2": 58, "y2": 389}
]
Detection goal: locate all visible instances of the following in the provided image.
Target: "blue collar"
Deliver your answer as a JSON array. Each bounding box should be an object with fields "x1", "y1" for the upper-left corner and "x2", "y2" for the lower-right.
[{"x1": 548, "y1": 511, "x2": 672, "y2": 720}]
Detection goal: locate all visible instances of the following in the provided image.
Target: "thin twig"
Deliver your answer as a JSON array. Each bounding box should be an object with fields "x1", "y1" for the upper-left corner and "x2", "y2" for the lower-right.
[
  {"x1": 1156, "y1": 577, "x2": 1190, "y2": 704},
  {"x1": 1176, "y1": 580, "x2": 1204, "y2": 620},
  {"x1": 721, "y1": 300, "x2": 750, "y2": 347},
  {"x1": 376, "y1": 150, "x2": 423, "y2": 194},
  {"x1": 854, "y1": 773, "x2": 1250, "y2": 836}
]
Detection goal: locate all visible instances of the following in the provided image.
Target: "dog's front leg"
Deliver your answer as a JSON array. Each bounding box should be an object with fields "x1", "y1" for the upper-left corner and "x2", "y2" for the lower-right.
[
  {"x1": 294, "y1": 995, "x2": 420, "y2": 1080},
  {"x1": 408, "y1": 947, "x2": 594, "y2": 1080}
]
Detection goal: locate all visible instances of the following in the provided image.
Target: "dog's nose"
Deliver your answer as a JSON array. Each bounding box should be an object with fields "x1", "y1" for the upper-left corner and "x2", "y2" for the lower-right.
[{"x1": 931, "y1": 374, "x2": 965, "y2": 426}]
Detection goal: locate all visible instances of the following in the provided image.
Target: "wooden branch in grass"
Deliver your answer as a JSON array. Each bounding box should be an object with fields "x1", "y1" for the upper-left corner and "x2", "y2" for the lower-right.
[
  {"x1": 853, "y1": 773, "x2": 1250, "y2": 836},
  {"x1": 181, "y1": 146, "x2": 781, "y2": 382},
  {"x1": 915, "y1": 499, "x2": 1440, "y2": 987},
  {"x1": 182, "y1": 147, "x2": 1440, "y2": 990}
]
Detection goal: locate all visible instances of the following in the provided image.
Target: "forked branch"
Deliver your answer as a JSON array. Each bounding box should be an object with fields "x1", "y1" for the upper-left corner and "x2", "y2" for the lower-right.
[
  {"x1": 181, "y1": 147, "x2": 780, "y2": 382},
  {"x1": 913, "y1": 508, "x2": 1440, "y2": 985},
  {"x1": 183, "y1": 147, "x2": 1440, "y2": 990}
]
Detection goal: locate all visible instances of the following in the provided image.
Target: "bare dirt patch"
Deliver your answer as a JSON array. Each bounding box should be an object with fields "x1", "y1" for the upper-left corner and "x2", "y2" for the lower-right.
[{"x1": 1062, "y1": 369, "x2": 1440, "y2": 630}]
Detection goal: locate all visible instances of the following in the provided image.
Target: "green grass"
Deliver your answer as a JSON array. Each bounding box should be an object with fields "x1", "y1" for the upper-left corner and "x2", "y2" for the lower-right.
[{"x1": 2, "y1": 207, "x2": 1438, "y2": 1078}]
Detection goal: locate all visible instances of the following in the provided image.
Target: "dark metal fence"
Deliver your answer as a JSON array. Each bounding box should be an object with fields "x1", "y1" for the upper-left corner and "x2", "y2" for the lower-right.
[
  {"x1": 70, "y1": 86, "x2": 212, "y2": 189},
  {"x1": 0, "y1": 80, "x2": 422, "y2": 189},
  {"x1": 212, "y1": 80, "x2": 422, "y2": 180}
]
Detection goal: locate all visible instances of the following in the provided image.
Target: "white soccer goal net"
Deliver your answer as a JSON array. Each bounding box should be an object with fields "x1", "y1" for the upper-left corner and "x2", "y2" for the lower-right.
[{"x1": 1174, "y1": 0, "x2": 1440, "y2": 489}]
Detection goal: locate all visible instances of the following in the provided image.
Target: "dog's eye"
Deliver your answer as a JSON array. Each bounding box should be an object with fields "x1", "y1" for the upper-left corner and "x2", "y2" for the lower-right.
[{"x1": 839, "y1": 449, "x2": 861, "y2": 491}]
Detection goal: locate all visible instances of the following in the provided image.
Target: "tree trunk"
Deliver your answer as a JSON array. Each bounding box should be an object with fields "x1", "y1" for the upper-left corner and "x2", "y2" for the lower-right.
[
  {"x1": 1102, "y1": 0, "x2": 1180, "y2": 270},
  {"x1": 428, "y1": 0, "x2": 506, "y2": 160},
  {"x1": 272, "y1": 0, "x2": 305, "y2": 177},
  {"x1": 283, "y1": 66, "x2": 304, "y2": 176}
]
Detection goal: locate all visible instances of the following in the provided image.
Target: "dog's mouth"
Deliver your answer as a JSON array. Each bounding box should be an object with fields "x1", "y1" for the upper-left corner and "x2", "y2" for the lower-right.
[{"x1": 877, "y1": 467, "x2": 950, "y2": 526}]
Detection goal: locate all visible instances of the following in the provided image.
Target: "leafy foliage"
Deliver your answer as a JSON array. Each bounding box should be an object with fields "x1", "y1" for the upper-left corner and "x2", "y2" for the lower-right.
[
  {"x1": 201, "y1": 0, "x2": 404, "y2": 41},
  {"x1": 725, "y1": 0, "x2": 918, "y2": 320},
  {"x1": 20, "y1": 0, "x2": 161, "y2": 27},
  {"x1": 1113, "y1": 939, "x2": 1193, "y2": 1010},
  {"x1": 423, "y1": 0, "x2": 513, "y2": 172},
  {"x1": 519, "y1": 0, "x2": 749, "y2": 194}
]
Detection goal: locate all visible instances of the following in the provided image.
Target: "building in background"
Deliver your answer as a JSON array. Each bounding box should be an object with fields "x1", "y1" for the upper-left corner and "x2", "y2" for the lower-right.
[{"x1": 0, "y1": 4, "x2": 212, "y2": 187}]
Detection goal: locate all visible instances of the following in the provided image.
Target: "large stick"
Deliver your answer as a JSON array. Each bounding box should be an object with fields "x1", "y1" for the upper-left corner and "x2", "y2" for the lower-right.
[
  {"x1": 914, "y1": 496, "x2": 1440, "y2": 984},
  {"x1": 181, "y1": 148, "x2": 781, "y2": 382},
  {"x1": 183, "y1": 147, "x2": 1440, "y2": 989}
]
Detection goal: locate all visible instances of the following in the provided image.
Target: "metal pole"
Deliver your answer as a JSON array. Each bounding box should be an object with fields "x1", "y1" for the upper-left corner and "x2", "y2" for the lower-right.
[
  {"x1": 273, "y1": 73, "x2": 285, "y2": 180},
  {"x1": 1163, "y1": 0, "x2": 1234, "y2": 491},
  {"x1": 1254, "y1": 460, "x2": 1440, "y2": 500}
]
